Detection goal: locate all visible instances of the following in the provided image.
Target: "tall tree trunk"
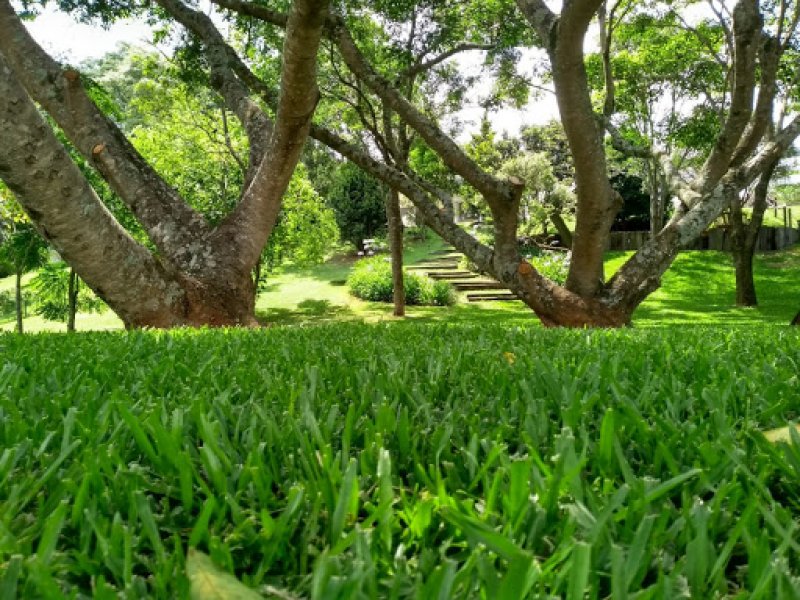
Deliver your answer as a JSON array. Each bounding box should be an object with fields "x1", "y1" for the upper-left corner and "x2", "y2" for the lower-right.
[
  {"x1": 15, "y1": 269, "x2": 23, "y2": 334},
  {"x1": 730, "y1": 161, "x2": 774, "y2": 306},
  {"x1": 67, "y1": 267, "x2": 78, "y2": 332},
  {"x1": 386, "y1": 189, "x2": 405, "y2": 316}
]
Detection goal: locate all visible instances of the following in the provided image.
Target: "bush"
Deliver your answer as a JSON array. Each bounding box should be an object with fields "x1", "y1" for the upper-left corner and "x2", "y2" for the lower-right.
[
  {"x1": 0, "y1": 290, "x2": 15, "y2": 317},
  {"x1": 347, "y1": 256, "x2": 456, "y2": 306},
  {"x1": 530, "y1": 250, "x2": 571, "y2": 285},
  {"x1": 459, "y1": 248, "x2": 570, "y2": 285}
]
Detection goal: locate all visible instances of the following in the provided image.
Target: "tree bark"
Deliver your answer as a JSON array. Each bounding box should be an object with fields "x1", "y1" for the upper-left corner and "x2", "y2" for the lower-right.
[
  {"x1": 67, "y1": 267, "x2": 77, "y2": 332},
  {"x1": 549, "y1": 212, "x2": 573, "y2": 249},
  {"x1": 15, "y1": 269, "x2": 23, "y2": 334},
  {"x1": 386, "y1": 189, "x2": 405, "y2": 316},
  {"x1": 791, "y1": 311, "x2": 800, "y2": 326},
  {"x1": 730, "y1": 160, "x2": 775, "y2": 306}
]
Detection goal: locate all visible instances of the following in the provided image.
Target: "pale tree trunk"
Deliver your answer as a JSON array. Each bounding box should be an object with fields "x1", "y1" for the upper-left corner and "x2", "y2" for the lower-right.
[
  {"x1": 0, "y1": 0, "x2": 329, "y2": 328},
  {"x1": 67, "y1": 268, "x2": 78, "y2": 332},
  {"x1": 386, "y1": 189, "x2": 405, "y2": 316},
  {"x1": 15, "y1": 269, "x2": 23, "y2": 334}
]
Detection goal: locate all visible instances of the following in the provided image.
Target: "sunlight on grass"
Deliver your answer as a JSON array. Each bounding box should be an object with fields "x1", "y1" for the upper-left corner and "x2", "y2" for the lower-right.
[{"x1": 2, "y1": 239, "x2": 798, "y2": 330}]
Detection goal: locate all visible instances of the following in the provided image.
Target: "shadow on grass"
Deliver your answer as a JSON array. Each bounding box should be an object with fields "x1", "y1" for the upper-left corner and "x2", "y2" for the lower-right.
[
  {"x1": 632, "y1": 249, "x2": 800, "y2": 325},
  {"x1": 257, "y1": 299, "x2": 360, "y2": 326}
]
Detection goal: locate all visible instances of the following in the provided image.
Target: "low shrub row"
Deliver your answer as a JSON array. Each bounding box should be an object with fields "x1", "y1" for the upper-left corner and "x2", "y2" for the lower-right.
[
  {"x1": 1, "y1": 324, "x2": 799, "y2": 597},
  {"x1": 347, "y1": 256, "x2": 456, "y2": 306}
]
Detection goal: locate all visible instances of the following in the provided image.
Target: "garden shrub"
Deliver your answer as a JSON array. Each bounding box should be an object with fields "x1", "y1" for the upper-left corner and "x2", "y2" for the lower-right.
[{"x1": 347, "y1": 257, "x2": 456, "y2": 306}]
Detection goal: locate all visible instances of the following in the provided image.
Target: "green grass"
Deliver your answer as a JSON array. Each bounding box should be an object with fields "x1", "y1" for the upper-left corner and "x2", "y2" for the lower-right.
[
  {"x1": 606, "y1": 247, "x2": 800, "y2": 325},
  {"x1": 2, "y1": 324, "x2": 800, "y2": 597},
  {"x1": 2, "y1": 240, "x2": 798, "y2": 330}
]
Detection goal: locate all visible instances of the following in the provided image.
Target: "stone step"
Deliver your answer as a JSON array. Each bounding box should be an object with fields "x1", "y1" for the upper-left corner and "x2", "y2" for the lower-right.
[
  {"x1": 466, "y1": 292, "x2": 520, "y2": 302},
  {"x1": 407, "y1": 262, "x2": 460, "y2": 271},
  {"x1": 427, "y1": 271, "x2": 476, "y2": 280},
  {"x1": 451, "y1": 281, "x2": 505, "y2": 291}
]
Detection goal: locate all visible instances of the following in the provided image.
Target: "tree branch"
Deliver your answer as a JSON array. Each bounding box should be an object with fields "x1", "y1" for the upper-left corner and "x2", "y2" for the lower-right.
[
  {"x1": 207, "y1": 0, "x2": 329, "y2": 272},
  {"x1": 0, "y1": 0, "x2": 210, "y2": 271},
  {"x1": 696, "y1": 0, "x2": 761, "y2": 190},
  {"x1": 0, "y1": 52, "x2": 188, "y2": 327},
  {"x1": 399, "y1": 43, "x2": 496, "y2": 80}
]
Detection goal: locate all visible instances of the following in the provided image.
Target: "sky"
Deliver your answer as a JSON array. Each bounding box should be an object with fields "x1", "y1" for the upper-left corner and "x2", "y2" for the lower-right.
[{"x1": 23, "y1": 5, "x2": 154, "y2": 63}]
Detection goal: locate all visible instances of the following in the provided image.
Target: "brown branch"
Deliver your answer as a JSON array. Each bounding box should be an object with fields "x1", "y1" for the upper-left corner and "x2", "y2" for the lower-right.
[
  {"x1": 697, "y1": 0, "x2": 761, "y2": 192},
  {"x1": 0, "y1": 52, "x2": 187, "y2": 327},
  {"x1": 400, "y1": 43, "x2": 496, "y2": 80},
  {"x1": 515, "y1": 0, "x2": 558, "y2": 50},
  {"x1": 212, "y1": 0, "x2": 329, "y2": 271}
]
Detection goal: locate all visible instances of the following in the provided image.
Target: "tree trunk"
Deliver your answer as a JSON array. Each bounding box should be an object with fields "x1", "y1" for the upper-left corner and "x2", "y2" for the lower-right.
[
  {"x1": 15, "y1": 269, "x2": 23, "y2": 334},
  {"x1": 0, "y1": 0, "x2": 329, "y2": 329},
  {"x1": 549, "y1": 212, "x2": 573, "y2": 249},
  {"x1": 386, "y1": 189, "x2": 405, "y2": 316},
  {"x1": 791, "y1": 311, "x2": 800, "y2": 326},
  {"x1": 730, "y1": 161, "x2": 774, "y2": 306},
  {"x1": 67, "y1": 268, "x2": 78, "y2": 332},
  {"x1": 732, "y1": 248, "x2": 758, "y2": 305}
]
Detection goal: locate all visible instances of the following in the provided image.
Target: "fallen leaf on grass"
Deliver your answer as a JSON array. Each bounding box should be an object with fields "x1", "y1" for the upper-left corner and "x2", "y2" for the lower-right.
[
  {"x1": 187, "y1": 548, "x2": 263, "y2": 600},
  {"x1": 762, "y1": 424, "x2": 800, "y2": 444}
]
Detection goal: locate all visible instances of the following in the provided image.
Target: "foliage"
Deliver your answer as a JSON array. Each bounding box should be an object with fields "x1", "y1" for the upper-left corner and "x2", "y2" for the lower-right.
[
  {"x1": 261, "y1": 165, "x2": 340, "y2": 271},
  {"x1": 29, "y1": 262, "x2": 105, "y2": 322},
  {"x1": 347, "y1": 257, "x2": 456, "y2": 306},
  {"x1": 328, "y1": 163, "x2": 387, "y2": 250},
  {"x1": 520, "y1": 121, "x2": 574, "y2": 181},
  {"x1": 1, "y1": 325, "x2": 800, "y2": 597},
  {"x1": 610, "y1": 171, "x2": 652, "y2": 231},
  {"x1": 529, "y1": 250, "x2": 571, "y2": 285},
  {"x1": 0, "y1": 290, "x2": 15, "y2": 316},
  {"x1": 501, "y1": 152, "x2": 575, "y2": 234},
  {"x1": 0, "y1": 223, "x2": 47, "y2": 277}
]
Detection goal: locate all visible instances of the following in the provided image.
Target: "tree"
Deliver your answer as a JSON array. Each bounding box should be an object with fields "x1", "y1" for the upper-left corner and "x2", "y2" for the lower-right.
[
  {"x1": 30, "y1": 262, "x2": 105, "y2": 332},
  {"x1": 215, "y1": 0, "x2": 799, "y2": 326},
  {"x1": 0, "y1": 0, "x2": 329, "y2": 328},
  {"x1": 0, "y1": 221, "x2": 47, "y2": 334},
  {"x1": 328, "y1": 163, "x2": 388, "y2": 251}
]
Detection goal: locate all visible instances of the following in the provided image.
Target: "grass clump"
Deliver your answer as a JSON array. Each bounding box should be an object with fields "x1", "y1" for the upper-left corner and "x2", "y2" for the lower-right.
[
  {"x1": 347, "y1": 256, "x2": 456, "y2": 306},
  {"x1": 2, "y1": 324, "x2": 800, "y2": 598}
]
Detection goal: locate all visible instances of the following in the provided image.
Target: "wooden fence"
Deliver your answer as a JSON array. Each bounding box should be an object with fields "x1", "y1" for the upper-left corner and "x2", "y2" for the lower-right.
[{"x1": 608, "y1": 226, "x2": 800, "y2": 252}]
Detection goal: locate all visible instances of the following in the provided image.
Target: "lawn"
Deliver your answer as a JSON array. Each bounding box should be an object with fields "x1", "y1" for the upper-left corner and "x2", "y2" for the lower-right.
[
  {"x1": 2, "y1": 239, "x2": 798, "y2": 331},
  {"x1": 2, "y1": 325, "x2": 800, "y2": 598}
]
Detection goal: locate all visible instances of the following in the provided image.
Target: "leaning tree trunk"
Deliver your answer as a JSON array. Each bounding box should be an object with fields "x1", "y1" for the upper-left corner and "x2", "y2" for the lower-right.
[
  {"x1": 67, "y1": 267, "x2": 78, "y2": 332},
  {"x1": 549, "y1": 212, "x2": 573, "y2": 249},
  {"x1": 15, "y1": 269, "x2": 23, "y2": 334},
  {"x1": 385, "y1": 189, "x2": 405, "y2": 317}
]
